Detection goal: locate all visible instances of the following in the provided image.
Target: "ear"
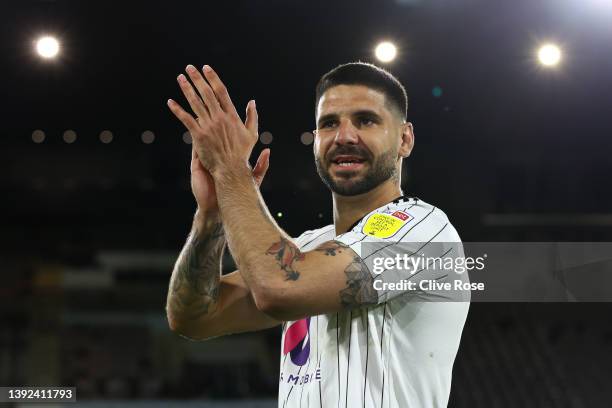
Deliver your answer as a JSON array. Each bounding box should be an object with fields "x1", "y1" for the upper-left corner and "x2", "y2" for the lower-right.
[{"x1": 398, "y1": 122, "x2": 415, "y2": 158}]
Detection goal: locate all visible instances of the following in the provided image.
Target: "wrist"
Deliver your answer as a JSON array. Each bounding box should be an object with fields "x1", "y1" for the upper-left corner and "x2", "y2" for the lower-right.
[
  {"x1": 194, "y1": 208, "x2": 222, "y2": 231},
  {"x1": 211, "y1": 161, "x2": 252, "y2": 185}
]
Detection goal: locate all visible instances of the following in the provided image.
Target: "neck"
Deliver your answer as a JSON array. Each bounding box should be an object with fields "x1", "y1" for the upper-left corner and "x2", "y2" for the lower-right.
[{"x1": 332, "y1": 180, "x2": 403, "y2": 235}]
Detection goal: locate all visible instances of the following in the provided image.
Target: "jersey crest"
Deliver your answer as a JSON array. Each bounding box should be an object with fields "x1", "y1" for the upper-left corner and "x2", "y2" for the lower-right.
[{"x1": 362, "y1": 210, "x2": 413, "y2": 239}]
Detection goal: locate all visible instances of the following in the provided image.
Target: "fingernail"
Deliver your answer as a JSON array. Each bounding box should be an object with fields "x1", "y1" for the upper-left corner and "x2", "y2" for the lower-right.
[
  {"x1": 203, "y1": 65, "x2": 212, "y2": 72},
  {"x1": 252, "y1": 99, "x2": 256, "y2": 108},
  {"x1": 177, "y1": 74, "x2": 186, "y2": 82},
  {"x1": 186, "y1": 65, "x2": 196, "y2": 73},
  {"x1": 167, "y1": 99, "x2": 173, "y2": 106}
]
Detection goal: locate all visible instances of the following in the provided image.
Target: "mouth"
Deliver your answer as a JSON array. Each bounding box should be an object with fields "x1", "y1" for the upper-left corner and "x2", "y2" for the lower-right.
[{"x1": 330, "y1": 155, "x2": 367, "y2": 172}]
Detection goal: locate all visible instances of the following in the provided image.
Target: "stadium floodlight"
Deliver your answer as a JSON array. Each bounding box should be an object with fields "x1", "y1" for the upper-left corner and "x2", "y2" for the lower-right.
[
  {"x1": 375, "y1": 41, "x2": 397, "y2": 63},
  {"x1": 36, "y1": 36, "x2": 60, "y2": 59},
  {"x1": 537, "y1": 44, "x2": 562, "y2": 67}
]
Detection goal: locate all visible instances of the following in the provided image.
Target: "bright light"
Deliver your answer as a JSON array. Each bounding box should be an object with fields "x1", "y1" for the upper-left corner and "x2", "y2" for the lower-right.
[
  {"x1": 375, "y1": 41, "x2": 397, "y2": 63},
  {"x1": 36, "y1": 36, "x2": 60, "y2": 59},
  {"x1": 538, "y1": 44, "x2": 561, "y2": 67}
]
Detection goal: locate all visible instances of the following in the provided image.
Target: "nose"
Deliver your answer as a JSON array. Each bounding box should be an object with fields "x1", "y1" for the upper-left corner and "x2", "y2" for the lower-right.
[{"x1": 334, "y1": 118, "x2": 359, "y2": 145}]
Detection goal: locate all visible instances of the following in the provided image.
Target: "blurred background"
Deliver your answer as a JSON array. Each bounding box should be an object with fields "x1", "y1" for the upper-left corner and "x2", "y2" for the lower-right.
[{"x1": 1, "y1": 0, "x2": 612, "y2": 406}]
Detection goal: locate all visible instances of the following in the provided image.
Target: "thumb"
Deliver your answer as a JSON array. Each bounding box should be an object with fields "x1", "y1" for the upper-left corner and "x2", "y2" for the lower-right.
[
  {"x1": 244, "y1": 99, "x2": 258, "y2": 136},
  {"x1": 253, "y1": 148, "x2": 270, "y2": 187},
  {"x1": 190, "y1": 145, "x2": 205, "y2": 173}
]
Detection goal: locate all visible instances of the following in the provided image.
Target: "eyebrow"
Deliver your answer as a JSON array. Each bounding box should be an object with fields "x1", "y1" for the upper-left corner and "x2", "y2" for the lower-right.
[{"x1": 316, "y1": 109, "x2": 383, "y2": 127}]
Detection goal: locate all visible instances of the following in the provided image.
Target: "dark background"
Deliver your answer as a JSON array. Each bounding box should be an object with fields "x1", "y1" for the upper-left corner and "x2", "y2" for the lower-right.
[{"x1": 1, "y1": 0, "x2": 612, "y2": 406}]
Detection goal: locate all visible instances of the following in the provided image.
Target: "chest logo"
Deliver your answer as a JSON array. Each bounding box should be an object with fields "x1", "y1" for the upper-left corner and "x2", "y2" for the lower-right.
[
  {"x1": 283, "y1": 317, "x2": 311, "y2": 366},
  {"x1": 363, "y1": 211, "x2": 412, "y2": 239}
]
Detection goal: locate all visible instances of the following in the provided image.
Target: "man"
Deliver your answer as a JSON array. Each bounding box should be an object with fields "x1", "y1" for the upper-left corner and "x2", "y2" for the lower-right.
[{"x1": 166, "y1": 62, "x2": 470, "y2": 407}]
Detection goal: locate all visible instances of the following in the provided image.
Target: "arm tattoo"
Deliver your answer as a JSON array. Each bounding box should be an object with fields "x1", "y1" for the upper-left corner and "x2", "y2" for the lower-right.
[
  {"x1": 314, "y1": 241, "x2": 377, "y2": 306},
  {"x1": 169, "y1": 221, "x2": 225, "y2": 319},
  {"x1": 265, "y1": 237, "x2": 304, "y2": 281},
  {"x1": 339, "y1": 255, "x2": 378, "y2": 307},
  {"x1": 265, "y1": 238, "x2": 349, "y2": 281},
  {"x1": 313, "y1": 240, "x2": 380, "y2": 307},
  {"x1": 314, "y1": 240, "x2": 347, "y2": 256},
  {"x1": 264, "y1": 238, "x2": 376, "y2": 307}
]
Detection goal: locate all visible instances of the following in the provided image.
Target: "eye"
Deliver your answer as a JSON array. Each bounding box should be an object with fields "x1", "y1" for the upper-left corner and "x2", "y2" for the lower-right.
[
  {"x1": 321, "y1": 120, "x2": 337, "y2": 128},
  {"x1": 358, "y1": 116, "x2": 376, "y2": 126}
]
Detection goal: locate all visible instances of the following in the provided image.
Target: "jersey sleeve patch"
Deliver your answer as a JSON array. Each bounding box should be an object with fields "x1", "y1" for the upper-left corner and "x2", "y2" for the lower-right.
[{"x1": 361, "y1": 210, "x2": 413, "y2": 239}]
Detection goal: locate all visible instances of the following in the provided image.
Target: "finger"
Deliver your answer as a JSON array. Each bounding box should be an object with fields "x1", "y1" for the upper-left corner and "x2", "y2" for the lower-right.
[
  {"x1": 245, "y1": 100, "x2": 258, "y2": 136},
  {"x1": 187, "y1": 66, "x2": 222, "y2": 117},
  {"x1": 253, "y1": 148, "x2": 270, "y2": 186},
  {"x1": 167, "y1": 99, "x2": 200, "y2": 133},
  {"x1": 185, "y1": 65, "x2": 219, "y2": 119},
  {"x1": 177, "y1": 74, "x2": 210, "y2": 122},
  {"x1": 202, "y1": 65, "x2": 239, "y2": 118},
  {"x1": 253, "y1": 148, "x2": 267, "y2": 174}
]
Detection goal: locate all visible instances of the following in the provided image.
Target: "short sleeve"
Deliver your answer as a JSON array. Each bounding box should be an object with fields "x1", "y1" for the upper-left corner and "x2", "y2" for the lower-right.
[
  {"x1": 293, "y1": 225, "x2": 335, "y2": 250},
  {"x1": 335, "y1": 204, "x2": 471, "y2": 303}
]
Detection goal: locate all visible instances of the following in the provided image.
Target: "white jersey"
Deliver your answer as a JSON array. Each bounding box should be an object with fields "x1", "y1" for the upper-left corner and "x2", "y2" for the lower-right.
[{"x1": 278, "y1": 197, "x2": 470, "y2": 408}]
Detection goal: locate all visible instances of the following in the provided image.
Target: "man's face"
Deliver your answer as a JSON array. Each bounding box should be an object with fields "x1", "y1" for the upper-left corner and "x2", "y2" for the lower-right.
[{"x1": 314, "y1": 85, "x2": 404, "y2": 196}]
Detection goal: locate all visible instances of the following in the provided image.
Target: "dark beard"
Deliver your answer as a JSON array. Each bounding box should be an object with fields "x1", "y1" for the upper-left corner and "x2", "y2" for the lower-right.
[{"x1": 315, "y1": 147, "x2": 398, "y2": 196}]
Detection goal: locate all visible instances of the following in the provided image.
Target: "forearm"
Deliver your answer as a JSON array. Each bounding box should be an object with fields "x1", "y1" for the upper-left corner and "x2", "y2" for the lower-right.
[
  {"x1": 212, "y1": 169, "x2": 378, "y2": 320},
  {"x1": 166, "y1": 210, "x2": 225, "y2": 330},
  {"x1": 213, "y1": 168, "x2": 299, "y2": 300}
]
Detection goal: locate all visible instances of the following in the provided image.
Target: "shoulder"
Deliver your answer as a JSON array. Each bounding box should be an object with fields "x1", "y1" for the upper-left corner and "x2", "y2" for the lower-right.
[
  {"x1": 293, "y1": 224, "x2": 335, "y2": 249},
  {"x1": 339, "y1": 197, "x2": 461, "y2": 244}
]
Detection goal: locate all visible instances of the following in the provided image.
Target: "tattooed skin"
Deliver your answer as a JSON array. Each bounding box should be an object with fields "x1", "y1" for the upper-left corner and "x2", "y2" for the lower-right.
[
  {"x1": 318, "y1": 241, "x2": 378, "y2": 307},
  {"x1": 265, "y1": 238, "x2": 376, "y2": 307},
  {"x1": 265, "y1": 237, "x2": 304, "y2": 281},
  {"x1": 339, "y1": 255, "x2": 378, "y2": 307},
  {"x1": 169, "y1": 221, "x2": 225, "y2": 319},
  {"x1": 314, "y1": 240, "x2": 347, "y2": 256}
]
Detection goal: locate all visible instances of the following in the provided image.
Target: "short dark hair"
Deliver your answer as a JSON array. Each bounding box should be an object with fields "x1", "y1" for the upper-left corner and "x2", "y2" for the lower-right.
[{"x1": 315, "y1": 62, "x2": 408, "y2": 121}]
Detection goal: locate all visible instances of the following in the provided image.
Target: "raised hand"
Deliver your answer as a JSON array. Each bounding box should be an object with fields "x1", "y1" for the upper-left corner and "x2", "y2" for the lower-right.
[
  {"x1": 168, "y1": 64, "x2": 270, "y2": 214},
  {"x1": 167, "y1": 65, "x2": 259, "y2": 180}
]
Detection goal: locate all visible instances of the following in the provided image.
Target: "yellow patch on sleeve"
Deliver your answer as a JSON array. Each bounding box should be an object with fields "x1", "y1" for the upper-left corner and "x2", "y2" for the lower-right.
[{"x1": 362, "y1": 213, "x2": 408, "y2": 239}]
